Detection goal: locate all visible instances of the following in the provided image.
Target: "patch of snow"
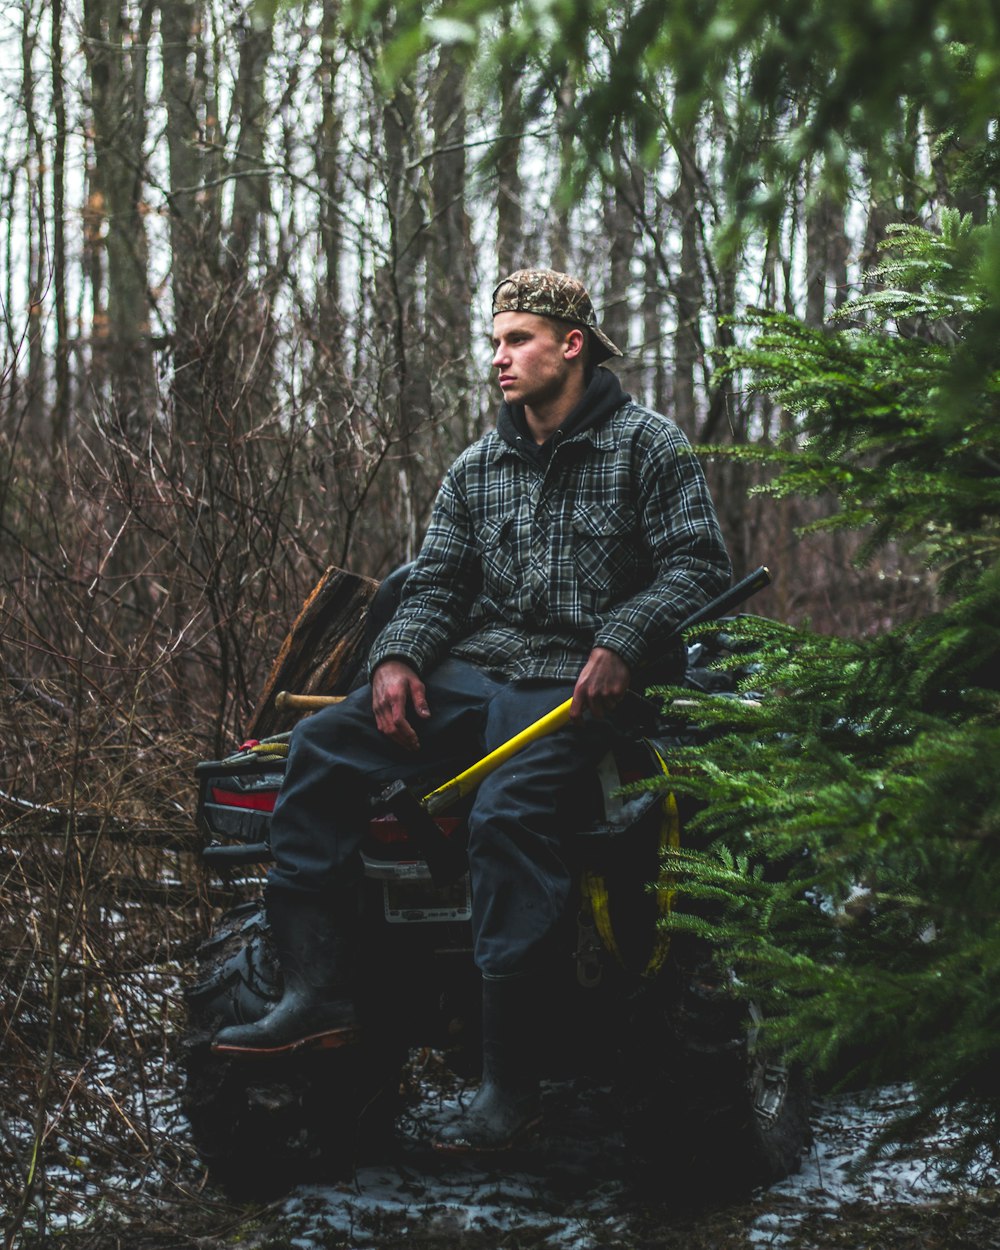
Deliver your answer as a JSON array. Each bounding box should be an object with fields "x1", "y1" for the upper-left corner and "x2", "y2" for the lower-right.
[
  {"x1": 748, "y1": 1084, "x2": 997, "y2": 1246},
  {"x1": 280, "y1": 1080, "x2": 629, "y2": 1248},
  {"x1": 16, "y1": 1036, "x2": 995, "y2": 1247},
  {"x1": 272, "y1": 1080, "x2": 998, "y2": 1250}
]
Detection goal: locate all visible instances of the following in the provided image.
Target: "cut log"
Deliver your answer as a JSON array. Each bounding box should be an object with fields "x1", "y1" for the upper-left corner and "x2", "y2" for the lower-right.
[{"x1": 246, "y1": 566, "x2": 378, "y2": 739}]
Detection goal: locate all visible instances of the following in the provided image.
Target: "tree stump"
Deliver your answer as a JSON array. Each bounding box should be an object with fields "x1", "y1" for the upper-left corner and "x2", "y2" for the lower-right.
[{"x1": 246, "y1": 566, "x2": 378, "y2": 739}]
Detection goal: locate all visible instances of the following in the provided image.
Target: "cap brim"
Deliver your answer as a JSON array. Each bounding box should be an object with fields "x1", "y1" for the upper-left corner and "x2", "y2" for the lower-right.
[{"x1": 590, "y1": 326, "x2": 624, "y2": 363}]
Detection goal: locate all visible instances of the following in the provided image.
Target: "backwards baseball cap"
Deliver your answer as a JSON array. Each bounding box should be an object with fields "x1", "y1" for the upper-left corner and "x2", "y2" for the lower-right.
[{"x1": 491, "y1": 268, "x2": 624, "y2": 364}]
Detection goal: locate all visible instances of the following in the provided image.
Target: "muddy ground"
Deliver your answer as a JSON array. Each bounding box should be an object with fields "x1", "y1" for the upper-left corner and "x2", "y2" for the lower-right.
[{"x1": 16, "y1": 1076, "x2": 1000, "y2": 1250}]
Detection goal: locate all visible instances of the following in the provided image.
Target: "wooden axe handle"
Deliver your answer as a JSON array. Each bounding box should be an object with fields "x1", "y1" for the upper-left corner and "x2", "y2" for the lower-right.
[{"x1": 275, "y1": 691, "x2": 346, "y2": 712}]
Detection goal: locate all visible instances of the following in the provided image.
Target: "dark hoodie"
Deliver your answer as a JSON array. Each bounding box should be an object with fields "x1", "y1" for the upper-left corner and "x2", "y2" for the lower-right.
[{"x1": 496, "y1": 366, "x2": 631, "y2": 468}]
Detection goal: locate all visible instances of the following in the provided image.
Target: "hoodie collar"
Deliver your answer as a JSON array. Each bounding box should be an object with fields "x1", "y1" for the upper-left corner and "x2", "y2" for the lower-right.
[{"x1": 496, "y1": 367, "x2": 630, "y2": 465}]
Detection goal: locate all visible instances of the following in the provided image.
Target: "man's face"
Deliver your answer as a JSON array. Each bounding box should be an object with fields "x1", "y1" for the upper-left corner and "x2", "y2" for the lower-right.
[{"x1": 491, "y1": 311, "x2": 582, "y2": 409}]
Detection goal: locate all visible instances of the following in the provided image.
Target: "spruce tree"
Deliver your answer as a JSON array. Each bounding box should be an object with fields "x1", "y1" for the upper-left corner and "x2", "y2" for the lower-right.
[{"x1": 653, "y1": 211, "x2": 1000, "y2": 1172}]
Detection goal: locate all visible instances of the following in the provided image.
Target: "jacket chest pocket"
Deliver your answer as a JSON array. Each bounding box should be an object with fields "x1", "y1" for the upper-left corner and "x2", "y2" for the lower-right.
[
  {"x1": 477, "y1": 513, "x2": 520, "y2": 602},
  {"x1": 571, "y1": 502, "x2": 642, "y2": 599}
]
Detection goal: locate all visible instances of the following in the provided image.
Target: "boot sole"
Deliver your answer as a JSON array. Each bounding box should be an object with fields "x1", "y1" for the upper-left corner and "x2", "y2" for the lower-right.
[
  {"x1": 211, "y1": 1026, "x2": 362, "y2": 1058},
  {"x1": 431, "y1": 1112, "x2": 543, "y2": 1154}
]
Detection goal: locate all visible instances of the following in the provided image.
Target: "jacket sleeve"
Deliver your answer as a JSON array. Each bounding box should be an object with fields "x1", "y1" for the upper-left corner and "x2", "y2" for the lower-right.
[
  {"x1": 366, "y1": 464, "x2": 481, "y2": 678},
  {"x1": 592, "y1": 418, "x2": 732, "y2": 671}
]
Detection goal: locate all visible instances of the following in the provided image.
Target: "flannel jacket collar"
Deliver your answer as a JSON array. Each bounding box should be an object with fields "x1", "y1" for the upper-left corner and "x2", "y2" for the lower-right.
[
  {"x1": 491, "y1": 366, "x2": 631, "y2": 466},
  {"x1": 487, "y1": 415, "x2": 626, "y2": 466}
]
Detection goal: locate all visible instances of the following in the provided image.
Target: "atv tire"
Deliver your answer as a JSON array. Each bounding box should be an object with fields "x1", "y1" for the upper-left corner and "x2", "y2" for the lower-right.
[
  {"x1": 619, "y1": 953, "x2": 811, "y2": 1201},
  {"x1": 181, "y1": 901, "x2": 404, "y2": 1197}
]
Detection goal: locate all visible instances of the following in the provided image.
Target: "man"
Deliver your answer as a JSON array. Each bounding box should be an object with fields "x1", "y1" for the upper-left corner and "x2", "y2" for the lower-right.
[{"x1": 212, "y1": 268, "x2": 731, "y2": 1151}]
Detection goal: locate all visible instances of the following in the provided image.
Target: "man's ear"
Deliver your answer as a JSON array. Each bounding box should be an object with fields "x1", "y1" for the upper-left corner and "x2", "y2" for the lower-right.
[{"x1": 564, "y1": 327, "x2": 586, "y2": 361}]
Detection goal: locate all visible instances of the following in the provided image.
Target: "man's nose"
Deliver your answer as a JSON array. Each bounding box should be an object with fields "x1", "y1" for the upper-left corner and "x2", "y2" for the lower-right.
[{"x1": 492, "y1": 343, "x2": 509, "y2": 368}]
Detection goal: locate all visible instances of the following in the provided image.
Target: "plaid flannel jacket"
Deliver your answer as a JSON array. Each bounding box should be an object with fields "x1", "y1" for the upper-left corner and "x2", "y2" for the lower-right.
[{"x1": 368, "y1": 401, "x2": 731, "y2": 682}]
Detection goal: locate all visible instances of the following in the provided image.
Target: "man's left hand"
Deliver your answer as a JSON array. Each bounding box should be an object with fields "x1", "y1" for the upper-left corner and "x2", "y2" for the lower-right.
[{"x1": 569, "y1": 647, "x2": 631, "y2": 723}]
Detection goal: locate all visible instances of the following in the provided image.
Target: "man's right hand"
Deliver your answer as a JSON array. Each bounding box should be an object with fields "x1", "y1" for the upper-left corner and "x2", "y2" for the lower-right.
[{"x1": 371, "y1": 659, "x2": 430, "y2": 751}]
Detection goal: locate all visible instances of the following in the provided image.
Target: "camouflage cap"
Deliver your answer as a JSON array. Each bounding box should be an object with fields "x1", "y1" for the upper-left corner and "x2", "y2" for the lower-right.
[{"x1": 491, "y1": 268, "x2": 624, "y2": 364}]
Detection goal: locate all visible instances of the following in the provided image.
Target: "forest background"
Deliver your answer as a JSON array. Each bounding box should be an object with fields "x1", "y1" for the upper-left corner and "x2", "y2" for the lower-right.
[{"x1": 1, "y1": 0, "x2": 998, "y2": 1243}]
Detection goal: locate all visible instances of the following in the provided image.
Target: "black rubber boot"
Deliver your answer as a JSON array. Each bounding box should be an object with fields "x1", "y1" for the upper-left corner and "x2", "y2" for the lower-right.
[
  {"x1": 212, "y1": 888, "x2": 360, "y2": 1057},
  {"x1": 434, "y1": 973, "x2": 542, "y2": 1152}
]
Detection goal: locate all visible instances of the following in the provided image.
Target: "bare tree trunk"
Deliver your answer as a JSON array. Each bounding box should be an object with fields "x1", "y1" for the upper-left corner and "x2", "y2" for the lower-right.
[
  {"x1": 376, "y1": 64, "x2": 430, "y2": 561},
  {"x1": 428, "y1": 46, "x2": 474, "y2": 450},
  {"x1": 2, "y1": 171, "x2": 18, "y2": 405},
  {"x1": 805, "y1": 174, "x2": 849, "y2": 326},
  {"x1": 225, "y1": 14, "x2": 273, "y2": 271},
  {"x1": 601, "y1": 126, "x2": 638, "y2": 389},
  {"x1": 22, "y1": 0, "x2": 47, "y2": 436},
  {"x1": 211, "y1": 11, "x2": 278, "y2": 441},
  {"x1": 317, "y1": 0, "x2": 344, "y2": 359},
  {"x1": 709, "y1": 258, "x2": 753, "y2": 577},
  {"x1": 828, "y1": 198, "x2": 850, "y2": 312},
  {"x1": 161, "y1": 0, "x2": 212, "y2": 430},
  {"x1": 82, "y1": 0, "x2": 155, "y2": 426},
  {"x1": 642, "y1": 250, "x2": 666, "y2": 413},
  {"x1": 198, "y1": 10, "x2": 223, "y2": 248},
  {"x1": 672, "y1": 123, "x2": 702, "y2": 436},
  {"x1": 548, "y1": 69, "x2": 576, "y2": 271},
  {"x1": 804, "y1": 196, "x2": 828, "y2": 327},
  {"x1": 495, "y1": 21, "x2": 524, "y2": 275},
  {"x1": 50, "y1": 0, "x2": 70, "y2": 443},
  {"x1": 701, "y1": 103, "x2": 751, "y2": 574},
  {"x1": 861, "y1": 105, "x2": 910, "y2": 283}
]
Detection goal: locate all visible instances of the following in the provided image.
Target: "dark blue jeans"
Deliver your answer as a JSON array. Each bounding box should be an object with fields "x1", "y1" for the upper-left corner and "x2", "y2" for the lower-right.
[{"x1": 268, "y1": 657, "x2": 616, "y2": 975}]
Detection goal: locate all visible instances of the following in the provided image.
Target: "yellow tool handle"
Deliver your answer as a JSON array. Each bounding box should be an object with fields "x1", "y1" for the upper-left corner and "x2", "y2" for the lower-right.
[
  {"x1": 423, "y1": 697, "x2": 573, "y2": 815},
  {"x1": 421, "y1": 564, "x2": 774, "y2": 816},
  {"x1": 282, "y1": 567, "x2": 773, "y2": 819}
]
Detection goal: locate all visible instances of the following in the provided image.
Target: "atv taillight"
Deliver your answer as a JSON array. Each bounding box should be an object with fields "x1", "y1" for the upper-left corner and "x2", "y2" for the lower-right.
[
  {"x1": 210, "y1": 786, "x2": 277, "y2": 813},
  {"x1": 368, "y1": 814, "x2": 460, "y2": 844}
]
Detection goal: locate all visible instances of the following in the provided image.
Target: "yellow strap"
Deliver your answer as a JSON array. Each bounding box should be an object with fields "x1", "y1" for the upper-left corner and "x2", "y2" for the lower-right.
[
  {"x1": 581, "y1": 871, "x2": 624, "y2": 966},
  {"x1": 644, "y1": 747, "x2": 680, "y2": 978},
  {"x1": 581, "y1": 746, "x2": 680, "y2": 978},
  {"x1": 642, "y1": 838, "x2": 677, "y2": 977},
  {"x1": 248, "y1": 741, "x2": 289, "y2": 757}
]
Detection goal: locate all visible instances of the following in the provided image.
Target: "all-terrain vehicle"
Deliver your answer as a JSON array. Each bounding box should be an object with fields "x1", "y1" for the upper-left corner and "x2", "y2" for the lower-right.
[{"x1": 181, "y1": 566, "x2": 811, "y2": 1197}]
